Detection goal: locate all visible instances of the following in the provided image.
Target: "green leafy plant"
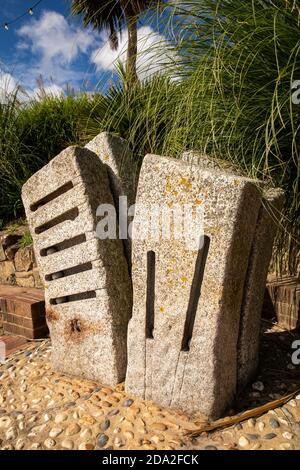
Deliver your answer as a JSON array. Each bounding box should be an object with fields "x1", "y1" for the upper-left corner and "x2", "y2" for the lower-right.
[
  {"x1": 18, "y1": 231, "x2": 33, "y2": 249},
  {"x1": 82, "y1": 0, "x2": 299, "y2": 275}
]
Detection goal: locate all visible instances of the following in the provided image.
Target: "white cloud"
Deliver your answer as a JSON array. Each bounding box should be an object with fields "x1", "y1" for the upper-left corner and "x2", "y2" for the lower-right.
[
  {"x1": 0, "y1": 68, "x2": 64, "y2": 103},
  {"x1": 0, "y1": 72, "x2": 18, "y2": 103},
  {"x1": 91, "y1": 26, "x2": 174, "y2": 80},
  {"x1": 17, "y1": 10, "x2": 97, "y2": 86},
  {"x1": 27, "y1": 83, "x2": 64, "y2": 101}
]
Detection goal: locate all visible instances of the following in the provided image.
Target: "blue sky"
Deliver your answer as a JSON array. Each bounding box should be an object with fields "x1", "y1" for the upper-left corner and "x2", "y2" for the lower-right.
[{"x1": 0, "y1": 0, "x2": 171, "y2": 98}]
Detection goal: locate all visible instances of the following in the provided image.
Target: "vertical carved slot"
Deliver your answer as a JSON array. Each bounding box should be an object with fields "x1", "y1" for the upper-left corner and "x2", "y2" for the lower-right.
[
  {"x1": 146, "y1": 251, "x2": 156, "y2": 339},
  {"x1": 181, "y1": 235, "x2": 210, "y2": 351}
]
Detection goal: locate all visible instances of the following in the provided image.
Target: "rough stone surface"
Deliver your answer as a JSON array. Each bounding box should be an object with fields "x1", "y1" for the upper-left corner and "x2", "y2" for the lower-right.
[
  {"x1": 85, "y1": 132, "x2": 137, "y2": 266},
  {"x1": 181, "y1": 151, "x2": 284, "y2": 390},
  {"x1": 85, "y1": 132, "x2": 136, "y2": 209},
  {"x1": 0, "y1": 244, "x2": 6, "y2": 262},
  {"x1": 14, "y1": 247, "x2": 34, "y2": 272},
  {"x1": 15, "y1": 271, "x2": 35, "y2": 288},
  {"x1": 0, "y1": 226, "x2": 41, "y2": 290},
  {"x1": 22, "y1": 146, "x2": 132, "y2": 386},
  {"x1": 0, "y1": 261, "x2": 15, "y2": 285},
  {"x1": 237, "y1": 189, "x2": 284, "y2": 389},
  {"x1": 125, "y1": 153, "x2": 262, "y2": 419}
]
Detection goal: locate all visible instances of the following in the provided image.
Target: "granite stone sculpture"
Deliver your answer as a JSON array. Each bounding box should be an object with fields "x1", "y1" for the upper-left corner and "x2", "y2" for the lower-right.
[
  {"x1": 125, "y1": 153, "x2": 282, "y2": 419},
  {"x1": 182, "y1": 151, "x2": 284, "y2": 390},
  {"x1": 22, "y1": 146, "x2": 132, "y2": 386}
]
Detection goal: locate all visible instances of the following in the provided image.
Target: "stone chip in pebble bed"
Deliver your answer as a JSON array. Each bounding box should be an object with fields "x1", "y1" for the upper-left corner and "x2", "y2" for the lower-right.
[{"x1": 1, "y1": 340, "x2": 300, "y2": 451}]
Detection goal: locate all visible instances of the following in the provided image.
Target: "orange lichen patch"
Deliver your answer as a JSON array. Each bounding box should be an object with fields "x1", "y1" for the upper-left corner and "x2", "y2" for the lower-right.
[
  {"x1": 165, "y1": 176, "x2": 172, "y2": 193},
  {"x1": 64, "y1": 318, "x2": 102, "y2": 343},
  {"x1": 181, "y1": 276, "x2": 188, "y2": 284},
  {"x1": 159, "y1": 307, "x2": 165, "y2": 313},
  {"x1": 103, "y1": 154, "x2": 110, "y2": 162},
  {"x1": 179, "y1": 177, "x2": 192, "y2": 190},
  {"x1": 167, "y1": 201, "x2": 174, "y2": 208},
  {"x1": 46, "y1": 307, "x2": 60, "y2": 323},
  {"x1": 195, "y1": 198, "x2": 203, "y2": 205}
]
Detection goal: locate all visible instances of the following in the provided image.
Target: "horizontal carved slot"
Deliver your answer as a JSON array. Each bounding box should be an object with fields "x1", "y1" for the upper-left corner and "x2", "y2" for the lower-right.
[
  {"x1": 30, "y1": 181, "x2": 73, "y2": 212},
  {"x1": 35, "y1": 208, "x2": 79, "y2": 235},
  {"x1": 45, "y1": 262, "x2": 93, "y2": 282},
  {"x1": 50, "y1": 290, "x2": 96, "y2": 305},
  {"x1": 40, "y1": 234, "x2": 86, "y2": 257},
  {"x1": 181, "y1": 235, "x2": 210, "y2": 352},
  {"x1": 146, "y1": 250, "x2": 156, "y2": 339}
]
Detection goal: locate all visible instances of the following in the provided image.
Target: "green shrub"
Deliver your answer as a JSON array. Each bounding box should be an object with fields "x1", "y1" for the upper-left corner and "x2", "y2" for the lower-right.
[{"x1": 0, "y1": 91, "x2": 94, "y2": 222}]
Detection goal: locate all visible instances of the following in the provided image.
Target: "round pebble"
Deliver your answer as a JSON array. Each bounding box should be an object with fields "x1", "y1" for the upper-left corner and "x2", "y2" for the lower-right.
[
  {"x1": 269, "y1": 418, "x2": 280, "y2": 429},
  {"x1": 61, "y1": 439, "x2": 74, "y2": 450},
  {"x1": 278, "y1": 417, "x2": 289, "y2": 426},
  {"x1": 49, "y1": 427, "x2": 63, "y2": 438},
  {"x1": 152, "y1": 423, "x2": 167, "y2": 431},
  {"x1": 15, "y1": 438, "x2": 25, "y2": 450},
  {"x1": 282, "y1": 432, "x2": 293, "y2": 440},
  {"x1": 66, "y1": 423, "x2": 81, "y2": 436},
  {"x1": 101, "y1": 419, "x2": 110, "y2": 431},
  {"x1": 252, "y1": 381, "x2": 264, "y2": 392},
  {"x1": 78, "y1": 442, "x2": 94, "y2": 450},
  {"x1": 238, "y1": 436, "x2": 250, "y2": 448},
  {"x1": 54, "y1": 413, "x2": 68, "y2": 424},
  {"x1": 97, "y1": 434, "x2": 109, "y2": 448},
  {"x1": 31, "y1": 443, "x2": 41, "y2": 450},
  {"x1": 257, "y1": 422, "x2": 265, "y2": 432},
  {"x1": 44, "y1": 438, "x2": 56, "y2": 448},
  {"x1": 264, "y1": 433, "x2": 277, "y2": 440},
  {"x1": 0, "y1": 416, "x2": 12, "y2": 428},
  {"x1": 123, "y1": 399, "x2": 134, "y2": 407},
  {"x1": 114, "y1": 437, "x2": 123, "y2": 447},
  {"x1": 247, "y1": 418, "x2": 256, "y2": 428},
  {"x1": 5, "y1": 427, "x2": 16, "y2": 440}
]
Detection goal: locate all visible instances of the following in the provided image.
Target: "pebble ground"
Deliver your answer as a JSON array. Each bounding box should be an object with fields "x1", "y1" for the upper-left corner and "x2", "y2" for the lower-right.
[{"x1": 0, "y1": 321, "x2": 299, "y2": 451}]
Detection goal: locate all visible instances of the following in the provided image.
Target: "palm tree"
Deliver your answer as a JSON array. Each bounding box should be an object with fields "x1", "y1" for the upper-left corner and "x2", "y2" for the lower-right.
[{"x1": 71, "y1": 1, "x2": 161, "y2": 87}]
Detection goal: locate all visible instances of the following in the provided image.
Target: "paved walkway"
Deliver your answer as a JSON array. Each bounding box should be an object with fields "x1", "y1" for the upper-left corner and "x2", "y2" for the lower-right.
[{"x1": 0, "y1": 324, "x2": 299, "y2": 450}]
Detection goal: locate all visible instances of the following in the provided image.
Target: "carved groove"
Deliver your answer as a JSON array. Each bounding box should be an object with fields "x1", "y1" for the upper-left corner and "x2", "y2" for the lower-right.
[
  {"x1": 181, "y1": 235, "x2": 210, "y2": 351},
  {"x1": 146, "y1": 251, "x2": 156, "y2": 339},
  {"x1": 30, "y1": 181, "x2": 73, "y2": 212},
  {"x1": 40, "y1": 234, "x2": 86, "y2": 257},
  {"x1": 45, "y1": 262, "x2": 93, "y2": 282},
  {"x1": 35, "y1": 208, "x2": 79, "y2": 234},
  {"x1": 50, "y1": 290, "x2": 96, "y2": 305}
]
